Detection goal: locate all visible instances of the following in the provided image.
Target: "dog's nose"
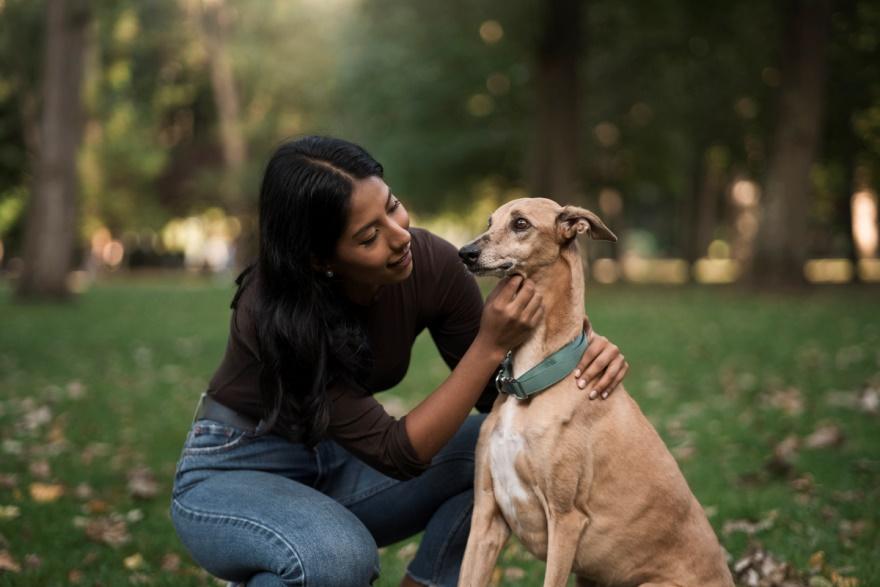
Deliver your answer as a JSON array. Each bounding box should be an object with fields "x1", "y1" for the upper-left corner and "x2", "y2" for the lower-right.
[{"x1": 458, "y1": 244, "x2": 481, "y2": 265}]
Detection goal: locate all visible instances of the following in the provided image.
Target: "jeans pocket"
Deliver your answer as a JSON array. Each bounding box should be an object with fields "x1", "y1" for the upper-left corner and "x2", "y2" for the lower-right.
[{"x1": 181, "y1": 420, "x2": 251, "y2": 456}]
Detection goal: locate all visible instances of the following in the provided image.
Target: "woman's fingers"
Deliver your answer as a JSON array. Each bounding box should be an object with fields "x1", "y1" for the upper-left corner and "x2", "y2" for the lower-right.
[
  {"x1": 575, "y1": 340, "x2": 617, "y2": 387},
  {"x1": 591, "y1": 356, "x2": 628, "y2": 400},
  {"x1": 523, "y1": 291, "x2": 544, "y2": 326},
  {"x1": 572, "y1": 334, "x2": 605, "y2": 380}
]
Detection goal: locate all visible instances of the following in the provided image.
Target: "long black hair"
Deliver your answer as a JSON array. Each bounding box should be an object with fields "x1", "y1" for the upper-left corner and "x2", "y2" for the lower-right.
[{"x1": 238, "y1": 136, "x2": 383, "y2": 445}]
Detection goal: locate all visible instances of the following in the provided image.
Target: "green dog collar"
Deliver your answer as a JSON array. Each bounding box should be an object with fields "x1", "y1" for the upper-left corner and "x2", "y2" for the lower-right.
[{"x1": 495, "y1": 330, "x2": 589, "y2": 400}]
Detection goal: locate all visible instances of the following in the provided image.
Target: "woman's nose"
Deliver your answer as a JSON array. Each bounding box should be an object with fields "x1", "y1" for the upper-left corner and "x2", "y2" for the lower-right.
[{"x1": 389, "y1": 220, "x2": 411, "y2": 250}]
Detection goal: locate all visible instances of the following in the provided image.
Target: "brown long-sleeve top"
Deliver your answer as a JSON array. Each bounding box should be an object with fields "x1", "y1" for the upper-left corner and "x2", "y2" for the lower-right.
[{"x1": 207, "y1": 227, "x2": 498, "y2": 480}]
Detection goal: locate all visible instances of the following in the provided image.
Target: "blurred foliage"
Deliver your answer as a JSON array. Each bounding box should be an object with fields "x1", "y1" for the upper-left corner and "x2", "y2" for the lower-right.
[{"x1": 0, "y1": 0, "x2": 877, "y2": 257}]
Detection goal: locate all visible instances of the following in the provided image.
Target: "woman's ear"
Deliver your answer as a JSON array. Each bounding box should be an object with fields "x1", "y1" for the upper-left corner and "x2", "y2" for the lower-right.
[{"x1": 556, "y1": 206, "x2": 618, "y2": 242}]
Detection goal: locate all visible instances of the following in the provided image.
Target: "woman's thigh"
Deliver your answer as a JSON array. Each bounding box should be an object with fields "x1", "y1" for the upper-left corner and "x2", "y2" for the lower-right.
[
  {"x1": 319, "y1": 414, "x2": 485, "y2": 546},
  {"x1": 171, "y1": 469, "x2": 380, "y2": 587}
]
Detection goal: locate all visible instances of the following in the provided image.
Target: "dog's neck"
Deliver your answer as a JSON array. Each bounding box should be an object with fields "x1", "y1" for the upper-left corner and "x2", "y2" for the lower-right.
[{"x1": 511, "y1": 240, "x2": 585, "y2": 379}]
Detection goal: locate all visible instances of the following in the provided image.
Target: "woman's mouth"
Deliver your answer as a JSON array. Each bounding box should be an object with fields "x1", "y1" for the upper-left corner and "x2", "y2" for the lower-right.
[{"x1": 388, "y1": 247, "x2": 412, "y2": 268}]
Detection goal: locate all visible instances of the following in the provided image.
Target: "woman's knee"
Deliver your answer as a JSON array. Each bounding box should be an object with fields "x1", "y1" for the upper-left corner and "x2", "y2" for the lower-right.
[
  {"x1": 171, "y1": 471, "x2": 380, "y2": 586},
  {"x1": 305, "y1": 528, "x2": 380, "y2": 586}
]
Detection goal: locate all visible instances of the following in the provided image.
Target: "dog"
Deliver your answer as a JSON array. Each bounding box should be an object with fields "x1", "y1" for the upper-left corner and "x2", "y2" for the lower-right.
[{"x1": 456, "y1": 198, "x2": 734, "y2": 587}]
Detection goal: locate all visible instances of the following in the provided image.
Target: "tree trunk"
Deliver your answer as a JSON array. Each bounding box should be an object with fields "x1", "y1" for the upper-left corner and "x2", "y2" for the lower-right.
[
  {"x1": 193, "y1": 0, "x2": 253, "y2": 265},
  {"x1": 16, "y1": 0, "x2": 90, "y2": 301},
  {"x1": 684, "y1": 144, "x2": 726, "y2": 264},
  {"x1": 748, "y1": 0, "x2": 832, "y2": 287},
  {"x1": 197, "y1": 0, "x2": 246, "y2": 182},
  {"x1": 528, "y1": 0, "x2": 583, "y2": 202}
]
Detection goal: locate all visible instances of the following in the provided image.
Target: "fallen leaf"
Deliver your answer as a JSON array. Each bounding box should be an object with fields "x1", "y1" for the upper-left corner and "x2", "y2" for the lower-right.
[
  {"x1": 731, "y1": 546, "x2": 805, "y2": 586},
  {"x1": 768, "y1": 387, "x2": 804, "y2": 415},
  {"x1": 804, "y1": 424, "x2": 845, "y2": 449},
  {"x1": 29, "y1": 482, "x2": 64, "y2": 503},
  {"x1": 84, "y1": 515, "x2": 131, "y2": 548},
  {"x1": 672, "y1": 443, "x2": 696, "y2": 461},
  {"x1": 85, "y1": 499, "x2": 110, "y2": 514},
  {"x1": 127, "y1": 466, "x2": 159, "y2": 500},
  {"x1": 2, "y1": 440, "x2": 23, "y2": 456},
  {"x1": 24, "y1": 553, "x2": 41, "y2": 569},
  {"x1": 0, "y1": 551, "x2": 21, "y2": 573},
  {"x1": 68, "y1": 569, "x2": 84, "y2": 583},
  {"x1": 74, "y1": 483, "x2": 94, "y2": 500},
  {"x1": 859, "y1": 387, "x2": 879, "y2": 413},
  {"x1": 23, "y1": 405, "x2": 52, "y2": 431},
  {"x1": 723, "y1": 510, "x2": 778, "y2": 536},
  {"x1": 503, "y1": 567, "x2": 526, "y2": 580},
  {"x1": 123, "y1": 553, "x2": 145, "y2": 570},
  {"x1": 125, "y1": 509, "x2": 143, "y2": 523},
  {"x1": 0, "y1": 506, "x2": 20, "y2": 521},
  {"x1": 774, "y1": 435, "x2": 800, "y2": 461},
  {"x1": 29, "y1": 460, "x2": 51, "y2": 479},
  {"x1": 0, "y1": 475, "x2": 17, "y2": 490},
  {"x1": 66, "y1": 380, "x2": 86, "y2": 399},
  {"x1": 396, "y1": 542, "x2": 418, "y2": 560},
  {"x1": 160, "y1": 552, "x2": 181, "y2": 572}
]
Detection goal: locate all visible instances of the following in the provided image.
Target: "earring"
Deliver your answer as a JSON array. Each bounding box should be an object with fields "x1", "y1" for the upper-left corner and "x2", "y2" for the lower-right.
[{"x1": 325, "y1": 269, "x2": 334, "y2": 278}]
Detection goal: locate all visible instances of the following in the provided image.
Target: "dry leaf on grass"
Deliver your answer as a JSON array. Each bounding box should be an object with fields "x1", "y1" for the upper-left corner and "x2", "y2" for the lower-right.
[
  {"x1": 804, "y1": 424, "x2": 845, "y2": 449},
  {"x1": 29, "y1": 482, "x2": 64, "y2": 503},
  {"x1": 723, "y1": 510, "x2": 778, "y2": 536},
  {"x1": 160, "y1": 552, "x2": 181, "y2": 572},
  {"x1": 84, "y1": 515, "x2": 131, "y2": 548},
  {"x1": 0, "y1": 506, "x2": 20, "y2": 521},
  {"x1": 396, "y1": 542, "x2": 418, "y2": 560},
  {"x1": 859, "y1": 387, "x2": 878, "y2": 413},
  {"x1": 29, "y1": 460, "x2": 51, "y2": 479},
  {"x1": 731, "y1": 547, "x2": 805, "y2": 586},
  {"x1": 503, "y1": 567, "x2": 526, "y2": 580},
  {"x1": 768, "y1": 387, "x2": 804, "y2": 416},
  {"x1": 123, "y1": 553, "x2": 145, "y2": 570},
  {"x1": 0, "y1": 551, "x2": 21, "y2": 573},
  {"x1": 127, "y1": 466, "x2": 159, "y2": 500},
  {"x1": 74, "y1": 483, "x2": 93, "y2": 500}
]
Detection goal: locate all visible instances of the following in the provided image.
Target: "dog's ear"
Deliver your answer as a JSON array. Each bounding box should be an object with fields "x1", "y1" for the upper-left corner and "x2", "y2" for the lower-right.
[{"x1": 556, "y1": 206, "x2": 618, "y2": 242}]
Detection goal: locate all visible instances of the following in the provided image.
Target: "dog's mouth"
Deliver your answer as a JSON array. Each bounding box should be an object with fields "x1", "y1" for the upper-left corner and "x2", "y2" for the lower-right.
[{"x1": 465, "y1": 261, "x2": 516, "y2": 277}]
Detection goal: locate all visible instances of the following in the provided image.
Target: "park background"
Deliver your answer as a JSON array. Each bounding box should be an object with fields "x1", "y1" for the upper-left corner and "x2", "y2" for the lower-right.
[{"x1": 0, "y1": 0, "x2": 878, "y2": 585}]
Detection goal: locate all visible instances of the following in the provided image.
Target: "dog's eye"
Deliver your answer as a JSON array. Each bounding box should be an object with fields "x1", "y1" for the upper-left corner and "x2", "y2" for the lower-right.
[{"x1": 512, "y1": 218, "x2": 531, "y2": 231}]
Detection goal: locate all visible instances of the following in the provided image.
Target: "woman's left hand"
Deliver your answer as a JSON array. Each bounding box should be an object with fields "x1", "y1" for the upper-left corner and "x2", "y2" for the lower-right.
[{"x1": 572, "y1": 319, "x2": 629, "y2": 400}]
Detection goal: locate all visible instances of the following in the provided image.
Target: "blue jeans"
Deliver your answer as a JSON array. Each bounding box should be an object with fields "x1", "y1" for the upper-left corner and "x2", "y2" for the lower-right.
[{"x1": 170, "y1": 413, "x2": 486, "y2": 587}]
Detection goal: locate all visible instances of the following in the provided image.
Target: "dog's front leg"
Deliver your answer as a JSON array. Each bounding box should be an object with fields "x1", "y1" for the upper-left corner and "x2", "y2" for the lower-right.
[
  {"x1": 542, "y1": 512, "x2": 589, "y2": 587},
  {"x1": 458, "y1": 422, "x2": 510, "y2": 587}
]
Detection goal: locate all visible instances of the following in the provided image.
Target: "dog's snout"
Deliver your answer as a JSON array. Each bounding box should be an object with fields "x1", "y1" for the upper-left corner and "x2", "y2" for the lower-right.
[{"x1": 458, "y1": 244, "x2": 481, "y2": 265}]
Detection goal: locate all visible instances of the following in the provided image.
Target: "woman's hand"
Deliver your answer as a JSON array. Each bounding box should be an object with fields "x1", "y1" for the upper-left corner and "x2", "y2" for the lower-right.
[
  {"x1": 572, "y1": 320, "x2": 628, "y2": 400},
  {"x1": 476, "y1": 275, "x2": 543, "y2": 357}
]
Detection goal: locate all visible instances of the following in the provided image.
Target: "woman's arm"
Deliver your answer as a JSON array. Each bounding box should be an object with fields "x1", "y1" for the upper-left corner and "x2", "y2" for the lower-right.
[{"x1": 405, "y1": 275, "x2": 542, "y2": 461}]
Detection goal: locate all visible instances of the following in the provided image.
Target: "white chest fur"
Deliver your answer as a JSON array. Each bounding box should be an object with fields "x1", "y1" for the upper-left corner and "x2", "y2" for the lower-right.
[{"x1": 488, "y1": 399, "x2": 530, "y2": 530}]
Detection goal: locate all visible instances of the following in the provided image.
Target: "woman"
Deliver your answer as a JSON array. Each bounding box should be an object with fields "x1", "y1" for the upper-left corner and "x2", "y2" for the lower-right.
[{"x1": 170, "y1": 136, "x2": 628, "y2": 587}]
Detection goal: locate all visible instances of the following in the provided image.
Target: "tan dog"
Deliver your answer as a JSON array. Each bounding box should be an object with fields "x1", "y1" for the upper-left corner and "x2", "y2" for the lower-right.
[{"x1": 457, "y1": 198, "x2": 733, "y2": 587}]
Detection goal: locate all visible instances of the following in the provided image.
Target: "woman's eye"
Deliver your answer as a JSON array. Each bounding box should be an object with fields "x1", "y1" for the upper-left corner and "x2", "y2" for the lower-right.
[
  {"x1": 361, "y1": 231, "x2": 378, "y2": 246},
  {"x1": 389, "y1": 198, "x2": 401, "y2": 212},
  {"x1": 513, "y1": 218, "x2": 531, "y2": 231}
]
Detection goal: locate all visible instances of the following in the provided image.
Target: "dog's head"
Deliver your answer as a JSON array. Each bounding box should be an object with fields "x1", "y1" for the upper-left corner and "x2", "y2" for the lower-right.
[{"x1": 458, "y1": 197, "x2": 616, "y2": 277}]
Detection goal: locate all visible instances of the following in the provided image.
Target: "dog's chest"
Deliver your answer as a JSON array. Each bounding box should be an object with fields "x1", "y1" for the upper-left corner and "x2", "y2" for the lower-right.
[{"x1": 488, "y1": 400, "x2": 538, "y2": 531}]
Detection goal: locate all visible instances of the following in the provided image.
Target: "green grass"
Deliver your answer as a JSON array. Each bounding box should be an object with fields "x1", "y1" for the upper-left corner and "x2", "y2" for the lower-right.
[{"x1": 0, "y1": 278, "x2": 877, "y2": 586}]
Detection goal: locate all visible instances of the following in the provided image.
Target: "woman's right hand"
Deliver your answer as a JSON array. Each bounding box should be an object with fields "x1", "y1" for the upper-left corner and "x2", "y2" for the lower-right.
[{"x1": 476, "y1": 275, "x2": 544, "y2": 356}]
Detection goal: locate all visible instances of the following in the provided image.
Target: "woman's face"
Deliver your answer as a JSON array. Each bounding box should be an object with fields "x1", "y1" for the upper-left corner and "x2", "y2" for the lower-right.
[{"x1": 330, "y1": 175, "x2": 413, "y2": 291}]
